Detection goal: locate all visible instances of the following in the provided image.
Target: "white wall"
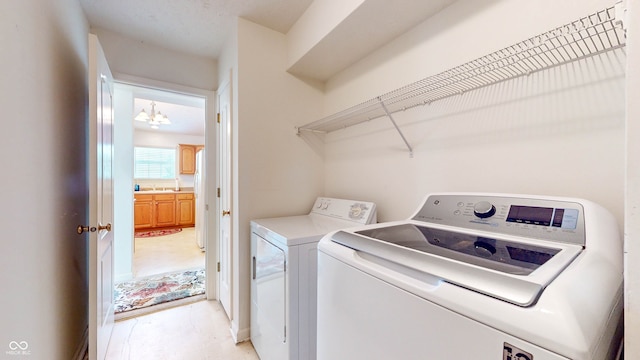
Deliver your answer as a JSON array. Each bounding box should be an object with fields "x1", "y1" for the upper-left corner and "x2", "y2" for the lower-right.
[
  {"x1": 625, "y1": 0, "x2": 640, "y2": 357},
  {"x1": 237, "y1": 19, "x2": 325, "y2": 221},
  {"x1": 323, "y1": 0, "x2": 615, "y2": 112},
  {"x1": 113, "y1": 83, "x2": 135, "y2": 282},
  {"x1": 319, "y1": 0, "x2": 626, "y2": 226},
  {"x1": 217, "y1": 18, "x2": 325, "y2": 342},
  {"x1": 91, "y1": 27, "x2": 218, "y2": 91},
  {"x1": 0, "y1": 0, "x2": 90, "y2": 358}
]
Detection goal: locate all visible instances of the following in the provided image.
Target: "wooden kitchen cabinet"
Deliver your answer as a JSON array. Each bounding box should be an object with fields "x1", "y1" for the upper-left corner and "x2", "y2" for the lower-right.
[
  {"x1": 133, "y1": 194, "x2": 154, "y2": 229},
  {"x1": 178, "y1": 144, "x2": 203, "y2": 175},
  {"x1": 134, "y1": 192, "x2": 190, "y2": 230},
  {"x1": 155, "y1": 194, "x2": 177, "y2": 227},
  {"x1": 176, "y1": 193, "x2": 195, "y2": 226}
]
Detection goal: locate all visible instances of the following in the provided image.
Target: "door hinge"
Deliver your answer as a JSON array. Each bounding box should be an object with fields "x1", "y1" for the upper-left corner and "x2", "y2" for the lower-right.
[
  {"x1": 217, "y1": 187, "x2": 220, "y2": 198},
  {"x1": 217, "y1": 112, "x2": 221, "y2": 123},
  {"x1": 217, "y1": 262, "x2": 221, "y2": 272}
]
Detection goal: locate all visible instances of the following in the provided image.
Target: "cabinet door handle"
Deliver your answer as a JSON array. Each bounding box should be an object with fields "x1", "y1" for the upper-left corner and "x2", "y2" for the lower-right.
[{"x1": 222, "y1": 210, "x2": 231, "y2": 216}]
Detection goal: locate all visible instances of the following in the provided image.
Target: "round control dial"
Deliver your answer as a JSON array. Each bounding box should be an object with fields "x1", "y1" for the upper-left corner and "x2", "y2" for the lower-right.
[
  {"x1": 474, "y1": 240, "x2": 496, "y2": 258},
  {"x1": 473, "y1": 201, "x2": 496, "y2": 218}
]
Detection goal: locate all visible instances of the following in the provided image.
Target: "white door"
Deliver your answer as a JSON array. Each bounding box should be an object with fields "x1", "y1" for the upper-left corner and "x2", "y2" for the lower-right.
[
  {"x1": 217, "y1": 78, "x2": 232, "y2": 318},
  {"x1": 87, "y1": 34, "x2": 115, "y2": 360}
]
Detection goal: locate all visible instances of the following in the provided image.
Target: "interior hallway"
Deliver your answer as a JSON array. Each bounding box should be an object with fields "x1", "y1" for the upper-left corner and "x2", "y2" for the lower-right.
[
  {"x1": 106, "y1": 228, "x2": 251, "y2": 359},
  {"x1": 106, "y1": 300, "x2": 258, "y2": 359}
]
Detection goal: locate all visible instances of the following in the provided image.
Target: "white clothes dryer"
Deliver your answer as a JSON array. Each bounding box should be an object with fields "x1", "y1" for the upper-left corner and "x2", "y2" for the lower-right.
[
  {"x1": 317, "y1": 193, "x2": 623, "y2": 360},
  {"x1": 250, "y1": 197, "x2": 377, "y2": 360}
]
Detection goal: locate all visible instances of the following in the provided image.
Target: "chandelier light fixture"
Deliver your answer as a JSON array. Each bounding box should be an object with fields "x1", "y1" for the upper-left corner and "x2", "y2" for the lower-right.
[{"x1": 134, "y1": 101, "x2": 171, "y2": 129}]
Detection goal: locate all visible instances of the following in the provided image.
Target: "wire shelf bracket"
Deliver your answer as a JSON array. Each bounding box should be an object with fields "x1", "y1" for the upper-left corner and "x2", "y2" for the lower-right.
[
  {"x1": 295, "y1": 5, "x2": 627, "y2": 156},
  {"x1": 378, "y1": 97, "x2": 414, "y2": 157}
]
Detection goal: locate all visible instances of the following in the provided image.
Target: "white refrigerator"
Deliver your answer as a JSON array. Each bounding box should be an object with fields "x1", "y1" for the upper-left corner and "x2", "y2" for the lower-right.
[{"x1": 194, "y1": 149, "x2": 206, "y2": 251}]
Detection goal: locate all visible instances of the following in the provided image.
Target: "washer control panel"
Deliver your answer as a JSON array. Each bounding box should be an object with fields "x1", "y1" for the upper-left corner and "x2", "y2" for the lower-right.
[
  {"x1": 413, "y1": 194, "x2": 585, "y2": 246},
  {"x1": 311, "y1": 197, "x2": 377, "y2": 224}
]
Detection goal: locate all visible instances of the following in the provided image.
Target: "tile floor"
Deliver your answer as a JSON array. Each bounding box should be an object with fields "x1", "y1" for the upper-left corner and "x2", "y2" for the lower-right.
[
  {"x1": 133, "y1": 227, "x2": 205, "y2": 278},
  {"x1": 107, "y1": 228, "x2": 258, "y2": 359},
  {"x1": 106, "y1": 300, "x2": 258, "y2": 360}
]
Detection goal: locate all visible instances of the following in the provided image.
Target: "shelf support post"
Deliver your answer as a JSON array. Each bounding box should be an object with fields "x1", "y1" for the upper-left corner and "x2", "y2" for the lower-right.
[{"x1": 378, "y1": 97, "x2": 413, "y2": 157}]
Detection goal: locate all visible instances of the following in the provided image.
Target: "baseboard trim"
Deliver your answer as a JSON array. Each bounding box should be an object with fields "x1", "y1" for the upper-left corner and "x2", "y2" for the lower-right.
[
  {"x1": 231, "y1": 326, "x2": 251, "y2": 344},
  {"x1": 73, "y1": 327, "x2": 89, "y2": 360}
]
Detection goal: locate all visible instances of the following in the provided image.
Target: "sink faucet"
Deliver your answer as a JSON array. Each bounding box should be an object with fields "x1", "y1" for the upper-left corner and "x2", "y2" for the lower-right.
[{"x1": 152, "y1": 184, "x2": 156, "y2": 190}]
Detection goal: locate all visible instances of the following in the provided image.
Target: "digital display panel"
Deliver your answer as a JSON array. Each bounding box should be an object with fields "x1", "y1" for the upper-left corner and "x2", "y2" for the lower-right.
[
  {"x1": 506, "y1": 246, "x2": 557, "y2": 266},
  {"x1": 506, "y1": 205, "x2": 579, "y2": 229},
  {"x1": 506, "y1": 206, "x2": 554, "y2": 226},
  {"x1": 552, "y1": 209, "x2": 565, "y2": 227}
]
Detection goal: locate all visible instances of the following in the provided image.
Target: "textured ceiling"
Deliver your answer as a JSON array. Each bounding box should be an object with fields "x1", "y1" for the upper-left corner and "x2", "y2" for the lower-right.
[
  {"x1": 82, "y1": 0, "x2": 314, "y2": 136},
  {"x1": 79, "y1": 0, "x2": 314, "y2": 59},
  {"x1": 81, "y1": 0, "x2": 458, "y2": 135}
]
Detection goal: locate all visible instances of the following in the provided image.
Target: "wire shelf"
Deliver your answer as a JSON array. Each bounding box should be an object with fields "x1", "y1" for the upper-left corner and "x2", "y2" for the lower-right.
[{"x1": 296, "y1": 6, "x2": 626, "y2": 137}]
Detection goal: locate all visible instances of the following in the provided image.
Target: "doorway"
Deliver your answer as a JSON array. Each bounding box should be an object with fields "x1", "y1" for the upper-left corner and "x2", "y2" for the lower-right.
[
  {"x1": 112, "y1": 81, "x2": 216, "y2": 315},
  {"x1": 131, "y1": 93, "x2": 206, "y2": 280}
]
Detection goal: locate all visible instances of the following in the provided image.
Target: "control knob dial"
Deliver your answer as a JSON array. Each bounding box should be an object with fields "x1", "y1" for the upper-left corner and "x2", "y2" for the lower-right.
[{"x1": 474, "y1": 201, "x2": 496, "y2": 218}]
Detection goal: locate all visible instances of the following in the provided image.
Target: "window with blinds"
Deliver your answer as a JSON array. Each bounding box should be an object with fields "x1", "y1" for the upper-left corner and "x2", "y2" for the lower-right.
[{"x1": 134, "y1": 147, "x2": 176, "y2": 179}]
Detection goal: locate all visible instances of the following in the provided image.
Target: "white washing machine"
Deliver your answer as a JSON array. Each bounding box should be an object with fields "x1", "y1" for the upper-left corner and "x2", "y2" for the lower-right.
[
  {"x1": 251, "y1": 197, "x2": 377, "y2": 360},
  {"x1": 317, "y1": 193, "x2": 623, "y2": 360}
]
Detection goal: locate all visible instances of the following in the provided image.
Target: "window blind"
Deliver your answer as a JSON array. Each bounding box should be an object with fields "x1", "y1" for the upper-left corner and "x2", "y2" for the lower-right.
[{"x1": 134, "y1": 147, "x2": 176, "y2": 179}]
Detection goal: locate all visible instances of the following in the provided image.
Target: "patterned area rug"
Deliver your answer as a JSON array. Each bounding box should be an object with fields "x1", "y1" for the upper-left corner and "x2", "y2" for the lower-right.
[
  {"x1": 135, "y1": 228, "x2": 182, "y2": 238},
  {"x1": 114, "y1": 268, "x2": 205, "y2": 314}
]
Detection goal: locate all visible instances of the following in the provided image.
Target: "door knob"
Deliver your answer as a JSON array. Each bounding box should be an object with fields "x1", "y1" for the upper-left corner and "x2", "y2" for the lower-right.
[
  {"x1": 77, "y1": 223, "x2": 111, "y2": 234},
  {"x1": 77, "y1": 225, "x2": 97, "y2": 234},
  {"x1": 222, "y1": 210, "x2": 231, "y2": 216}
]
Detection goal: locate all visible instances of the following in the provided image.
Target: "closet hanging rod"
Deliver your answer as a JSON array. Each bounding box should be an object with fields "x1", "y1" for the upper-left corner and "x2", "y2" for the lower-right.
[{"x1": 296, "y1": 6, "x2": 626, "y2": 136}]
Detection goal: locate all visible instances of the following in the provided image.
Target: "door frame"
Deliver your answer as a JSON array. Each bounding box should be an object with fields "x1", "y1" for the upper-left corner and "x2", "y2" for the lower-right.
[{"x1": 113, "y1": 74, "x2": 218, "y2": 298}]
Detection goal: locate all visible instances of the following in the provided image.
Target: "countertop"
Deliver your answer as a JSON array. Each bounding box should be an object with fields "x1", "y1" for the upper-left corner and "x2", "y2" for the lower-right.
[{"x1": 134, "y1": 189, "x2": 194, "y2": 194}]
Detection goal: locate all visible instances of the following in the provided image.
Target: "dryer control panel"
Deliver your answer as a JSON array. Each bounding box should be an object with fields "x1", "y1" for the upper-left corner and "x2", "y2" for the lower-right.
[
  {"x1": 412, "y1": 194, "x2": 585, "y2": 246},
  {"x1": 311, "y1": 197, "x2": 377, "y2": 224}
]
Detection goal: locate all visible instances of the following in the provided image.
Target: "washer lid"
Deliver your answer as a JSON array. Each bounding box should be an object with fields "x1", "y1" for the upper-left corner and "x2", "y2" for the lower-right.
[
  {"x1": 357, "y1": 224, "x2": 560, "y2": 276},
  {"x1": 331, "y1": 223, "x2": 583, "y2": 306}
]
